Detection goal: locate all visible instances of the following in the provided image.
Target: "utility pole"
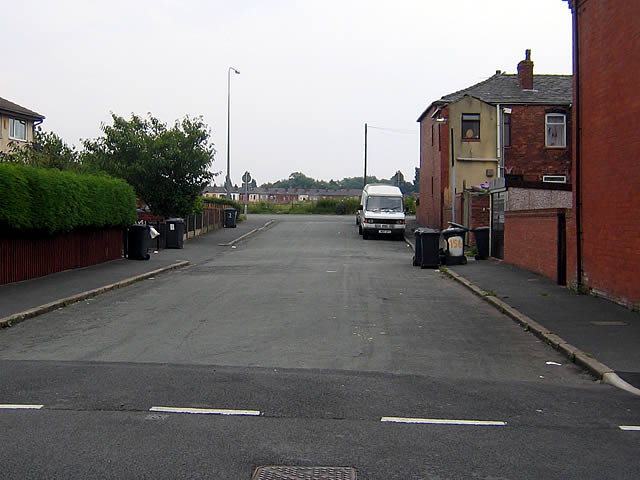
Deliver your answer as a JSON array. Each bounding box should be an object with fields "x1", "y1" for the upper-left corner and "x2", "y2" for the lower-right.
[{"x1": 363, "y1": 123, "x2": 368, "y2": 189}]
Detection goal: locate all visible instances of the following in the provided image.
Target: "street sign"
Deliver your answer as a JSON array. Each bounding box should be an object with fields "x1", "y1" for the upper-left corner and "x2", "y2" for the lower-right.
[{"x1": 242, "y1": 171, "x2": 251, "y2": 184}]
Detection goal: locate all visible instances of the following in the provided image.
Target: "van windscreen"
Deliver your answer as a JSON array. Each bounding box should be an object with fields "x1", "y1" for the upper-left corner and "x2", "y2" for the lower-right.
[{"x1": 366, "y1": 196, "x2": 403, "y2": 212}]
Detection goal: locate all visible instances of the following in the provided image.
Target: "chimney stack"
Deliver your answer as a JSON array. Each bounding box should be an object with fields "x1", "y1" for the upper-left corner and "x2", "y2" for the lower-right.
[{"x1": 517, "y1": 49, "x2": 534, "y2": 89}]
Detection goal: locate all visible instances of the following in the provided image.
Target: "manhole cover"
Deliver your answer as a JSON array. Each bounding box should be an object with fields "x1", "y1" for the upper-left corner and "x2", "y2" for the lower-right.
[{"x1": 252, "y1": 466, "x2": 357, "y2": 480}]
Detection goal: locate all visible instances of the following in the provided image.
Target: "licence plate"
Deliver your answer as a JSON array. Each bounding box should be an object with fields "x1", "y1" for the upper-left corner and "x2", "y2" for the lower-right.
[{"x1": 379, "y1": 229, "x2": 392, "y2": 234}]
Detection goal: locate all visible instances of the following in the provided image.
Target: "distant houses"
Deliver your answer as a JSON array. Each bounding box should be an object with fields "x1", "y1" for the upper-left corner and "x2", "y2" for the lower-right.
[{"x1": 203, "y1": 186, "x2": 362, "y2": 203}]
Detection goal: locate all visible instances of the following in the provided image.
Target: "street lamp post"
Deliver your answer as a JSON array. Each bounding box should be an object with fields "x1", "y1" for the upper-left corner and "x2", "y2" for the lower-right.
[{"x1": 226, "y1": 67, "x2": 240, "y2": 199}]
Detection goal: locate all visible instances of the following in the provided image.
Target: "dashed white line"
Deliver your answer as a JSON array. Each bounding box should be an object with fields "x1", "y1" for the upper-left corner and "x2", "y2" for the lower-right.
[
  {"x1": 0, "y1": 404, "x2": 44, "y2": 410},
  {"x1": 381, "y1": 417, "x2": 507, "y2": 426},
  {"x1": 150, "y1": 406, "x2": 261, "y2": 416},
  {"x1": 619, "y1": 425, "x2": 640, "y2": 431}
]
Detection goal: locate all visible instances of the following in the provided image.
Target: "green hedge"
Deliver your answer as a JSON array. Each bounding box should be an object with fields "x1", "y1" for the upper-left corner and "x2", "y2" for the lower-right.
[
  {"x1": 247, "y1": 198, "x2": 360, "y2": 215},
  {"x1": 0, "y1": 163, "x2": 136, "y2": 235}
]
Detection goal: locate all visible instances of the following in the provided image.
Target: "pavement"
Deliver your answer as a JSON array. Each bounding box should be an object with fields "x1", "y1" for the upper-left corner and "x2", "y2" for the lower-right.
[
  {"x1": 2, "y1": 214, "x2": 639, "y2": 396},
  {"x1": 406, "y1": 217, "x2": 640, "y2": 396},
  {"x1": 0, "y1": 216, "x2": 275, "y2": 327}
]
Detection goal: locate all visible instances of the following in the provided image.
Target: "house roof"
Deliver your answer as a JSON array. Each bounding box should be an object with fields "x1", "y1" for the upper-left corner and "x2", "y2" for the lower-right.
[
  {"x1": 0, "y1": 96, "x2": 45, "y2": 121},
  {"x1": 417, "y1": 73, "x2": 572, "y2": 121}
]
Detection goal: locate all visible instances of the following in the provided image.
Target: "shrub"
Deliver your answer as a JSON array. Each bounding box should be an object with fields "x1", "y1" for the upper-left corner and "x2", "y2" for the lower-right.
[
  {"x1": 245, "y1": 198, "x2": 359, "y2": 215},
  {"x1": 0, "y1": 163, "x2": 136, "y2": 235}
]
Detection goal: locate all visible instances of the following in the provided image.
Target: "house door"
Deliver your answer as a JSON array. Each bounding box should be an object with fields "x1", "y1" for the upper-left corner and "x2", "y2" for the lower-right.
[{"x1": 491, "y1": 191, "x2": 505, "y2": 259}]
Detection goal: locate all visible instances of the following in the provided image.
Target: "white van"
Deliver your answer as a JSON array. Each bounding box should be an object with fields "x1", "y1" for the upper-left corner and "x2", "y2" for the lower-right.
[{"x1": 356, "y1": 184, "x2": 406, "y2": 240}]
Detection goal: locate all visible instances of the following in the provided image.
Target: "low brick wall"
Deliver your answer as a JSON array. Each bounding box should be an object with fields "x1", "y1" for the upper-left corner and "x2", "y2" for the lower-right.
[
  {"x1": 0, "y1": 228, "x2": 123, "y2": 286},
  {"x1": 504, "y1": 208, "x2": 569, "y2": 284}
]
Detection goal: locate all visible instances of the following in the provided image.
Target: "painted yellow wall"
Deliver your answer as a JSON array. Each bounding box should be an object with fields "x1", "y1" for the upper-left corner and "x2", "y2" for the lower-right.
[
  {"x1": 448, "y1": 96, "x2": 499, "y2": 191},
  {"x1": 0, "y1": 114, "x2": 36, "y2": 154}
]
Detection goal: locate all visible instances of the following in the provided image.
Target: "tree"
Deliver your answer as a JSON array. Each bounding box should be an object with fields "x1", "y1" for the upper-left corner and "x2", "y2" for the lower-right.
[
  {"x1": 413, "y1": 167, "x2": 420, "y2": 192},
  {"x1": 0, "y1": 127, "x2": 81, "y2": 171},
  {"x1": 83, "y1": 113, "x2": 215, "y2": 217}
]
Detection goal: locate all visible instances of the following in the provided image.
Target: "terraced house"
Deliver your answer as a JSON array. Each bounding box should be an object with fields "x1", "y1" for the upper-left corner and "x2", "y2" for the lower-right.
[{"x1": 416, "y1": 50, "x2": 572, "y2": 258}]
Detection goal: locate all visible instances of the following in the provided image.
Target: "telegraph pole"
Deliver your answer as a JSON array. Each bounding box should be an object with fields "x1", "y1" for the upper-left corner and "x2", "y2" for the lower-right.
[{"x1": 363, "y1": 123, "x2": 368, "y2": 188}]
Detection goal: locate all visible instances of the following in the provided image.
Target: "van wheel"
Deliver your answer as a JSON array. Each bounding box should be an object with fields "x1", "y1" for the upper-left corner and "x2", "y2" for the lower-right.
[{"x1": 363, "y1": 231, "x2": 369, "y2": 240}]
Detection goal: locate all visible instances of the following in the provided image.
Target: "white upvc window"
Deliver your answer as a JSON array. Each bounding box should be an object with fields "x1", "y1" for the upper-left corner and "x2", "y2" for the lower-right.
[
  {"x1": 545, "y1": 113, "x2": 566, "y2": 148},
  {"x1": 9, "y1": 118, "x2": 28, "y2": 141}
]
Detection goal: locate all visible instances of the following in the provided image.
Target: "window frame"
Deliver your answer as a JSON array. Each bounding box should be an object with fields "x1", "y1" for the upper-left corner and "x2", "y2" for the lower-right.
[
  {"x1": 461, "y1": 113, "x2": 480, "y2": 141},
  {"x1": 503, "y1": 112, "x2": 511, "y2": 147},
  {"x1": 9, "y1": 118, "x2": 28, "y2": 141},
  {"x1": 545, "y1": 113, "x2": 566, "y2": 148}
]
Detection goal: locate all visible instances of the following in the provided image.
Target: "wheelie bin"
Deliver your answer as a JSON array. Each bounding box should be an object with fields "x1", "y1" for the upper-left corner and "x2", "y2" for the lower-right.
[
  {"x1": 224, "y1": 208, "x2": 237, "y2": 228},
  {"x1": 472, "y1": 226, "x2": 490, "y2": 260},
  {"x1": 441, "y1": 226, "x2": 467, "y2": 265},
  {"x1": 166, "y1": 218, "x2": 185, "y2": 249},
  {"x1": 127, "y1": 224, "x2": 151, "y2": 260},
  {"x1": 413, "y1": 228, "x2": 441, "y2": 268}
]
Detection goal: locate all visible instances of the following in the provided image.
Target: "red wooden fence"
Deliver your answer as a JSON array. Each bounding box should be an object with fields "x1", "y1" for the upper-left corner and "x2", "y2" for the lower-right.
[{"x1": 0, "y1": 228, "x2": 123, "y2": 286}]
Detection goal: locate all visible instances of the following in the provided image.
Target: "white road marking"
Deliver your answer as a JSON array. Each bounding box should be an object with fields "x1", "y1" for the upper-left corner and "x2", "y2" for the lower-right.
[
  {"x1": 619, "y1": 425, "x2": 640, "y2": 431},
  {"x1": 381, "y1": 417, "x2": 507, "y2": 426},
  {"x1": 0, "y1": 404, "x2": 44, "y2": 410},
  {"x1": 150, "y1": 406, "x2": 261, "y2": 416}
]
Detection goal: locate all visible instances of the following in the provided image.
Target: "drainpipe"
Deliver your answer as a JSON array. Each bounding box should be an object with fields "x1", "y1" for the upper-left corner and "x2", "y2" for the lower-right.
[
  {"x1": 450, "y1": 127, "x2": 456, "y2": 223},
  {"x1": 573, "y1": 2, "x2": 583, "y2": 287},
  {"x1": 496, "y1": 104, "x2": 501, "y2": 176}
]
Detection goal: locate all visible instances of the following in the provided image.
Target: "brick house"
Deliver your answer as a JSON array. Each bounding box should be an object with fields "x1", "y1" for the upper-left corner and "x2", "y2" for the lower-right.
[
  {"x1": 566, "y1": 0, "x2": 640, "y2": 307},
  {"x1": 0, "y1": 96, "x2": 45, "y2": 154},
  {"x1": 416, "y1": 51, "x2": 572, "y2": 254}
]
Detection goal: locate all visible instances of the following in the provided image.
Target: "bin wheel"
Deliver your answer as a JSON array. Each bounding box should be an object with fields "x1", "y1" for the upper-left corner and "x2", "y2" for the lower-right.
[
  {"x1": 363, "y1": 231, "x2": 369, "y2": 240},
  {"x1": 358, "y1": 225, "x2": 363, "y2": 235},
  {"x1": 462, "y1": 256, "x2": 468, "y2": 265}
]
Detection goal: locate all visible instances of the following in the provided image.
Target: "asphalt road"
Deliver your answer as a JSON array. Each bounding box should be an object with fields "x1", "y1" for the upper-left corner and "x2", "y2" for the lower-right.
[{"x1": 1, "y1": 215, "x2": 639, "y2": 479}]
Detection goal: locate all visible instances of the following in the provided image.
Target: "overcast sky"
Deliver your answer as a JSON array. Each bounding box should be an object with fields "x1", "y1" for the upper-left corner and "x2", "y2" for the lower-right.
[{"x1": 2, "y1": 0, "x2": 573, "y2": 186}]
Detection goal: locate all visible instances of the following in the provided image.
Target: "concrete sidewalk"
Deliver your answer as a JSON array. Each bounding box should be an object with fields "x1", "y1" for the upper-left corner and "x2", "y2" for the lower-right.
[
  {"x1": 0, "y1": 216, "x2": 275, "y2": 326},
  {"x1": 406, "y1": 219, "x2": 640, "y2": 395}
]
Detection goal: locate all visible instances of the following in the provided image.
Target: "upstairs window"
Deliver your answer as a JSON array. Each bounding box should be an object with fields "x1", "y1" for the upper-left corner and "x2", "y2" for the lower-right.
[
  {"x1": 503, "y1": 112, "x2": 511, "y2": 147},
  {"x1": 9, "y1": 118, "x2": 27, "y2": 141},
  {"x1": 461, "y1": 113, "x2": 480, "y2": 140},
  {"x1": 545, "y1": 113, "x2": 566, "y2": 147}
]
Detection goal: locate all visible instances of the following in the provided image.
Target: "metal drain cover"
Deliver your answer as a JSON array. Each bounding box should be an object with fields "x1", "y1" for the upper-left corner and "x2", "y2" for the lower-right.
[{"x1": 252, "y1": 466, "x2": 357, "y2": 480}]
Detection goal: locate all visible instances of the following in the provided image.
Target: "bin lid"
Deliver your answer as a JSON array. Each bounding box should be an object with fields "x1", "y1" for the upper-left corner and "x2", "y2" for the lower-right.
[
  {"x1": 415, "y1": 227, "x2": 440, "y2": 234},
  {"x1": 166, "y1": 217, "x2": 184, "y2": 223},
  {"x1": 129, "y1": 223, "x2": 149, "y2": 229},
  {"x1": 472, "y1": 226, "x2": 489, "y2": 232},
  {"x1": 442, "y1": 227, "x2": 466, "y2": 234}
]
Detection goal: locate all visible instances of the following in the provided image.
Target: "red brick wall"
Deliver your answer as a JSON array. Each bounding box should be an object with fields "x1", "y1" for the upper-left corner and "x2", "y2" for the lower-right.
[
  {"x1": 417, "y1": 108, "x2": 449, "y2": 229},
  {"x1": 571, "y1": 0, "x2": 640, "y2": 306},
  {"x1": 504, "y1": 209, "x2": 568, "y2": 283},
  {"x1": 503, "y1": 104, "x2": 572, "y2": 182},
  {"x1": 470, "y1": 193, "x2": 490, "y2": 229},
  {"x1": 0, "y1": 228, "x2": 123, "y2": 286}
]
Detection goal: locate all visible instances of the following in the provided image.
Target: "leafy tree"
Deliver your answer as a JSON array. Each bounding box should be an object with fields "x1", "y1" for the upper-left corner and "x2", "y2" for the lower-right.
[
  {"x1": 413, "y1": 167, "x2": 420, "y2": 192},
  {"x1": 83, "y1": 113, "x2": 215, "y2": 217},
  {"x1": 0, "y1": 127, "x2": 82, "y2": 171}
]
